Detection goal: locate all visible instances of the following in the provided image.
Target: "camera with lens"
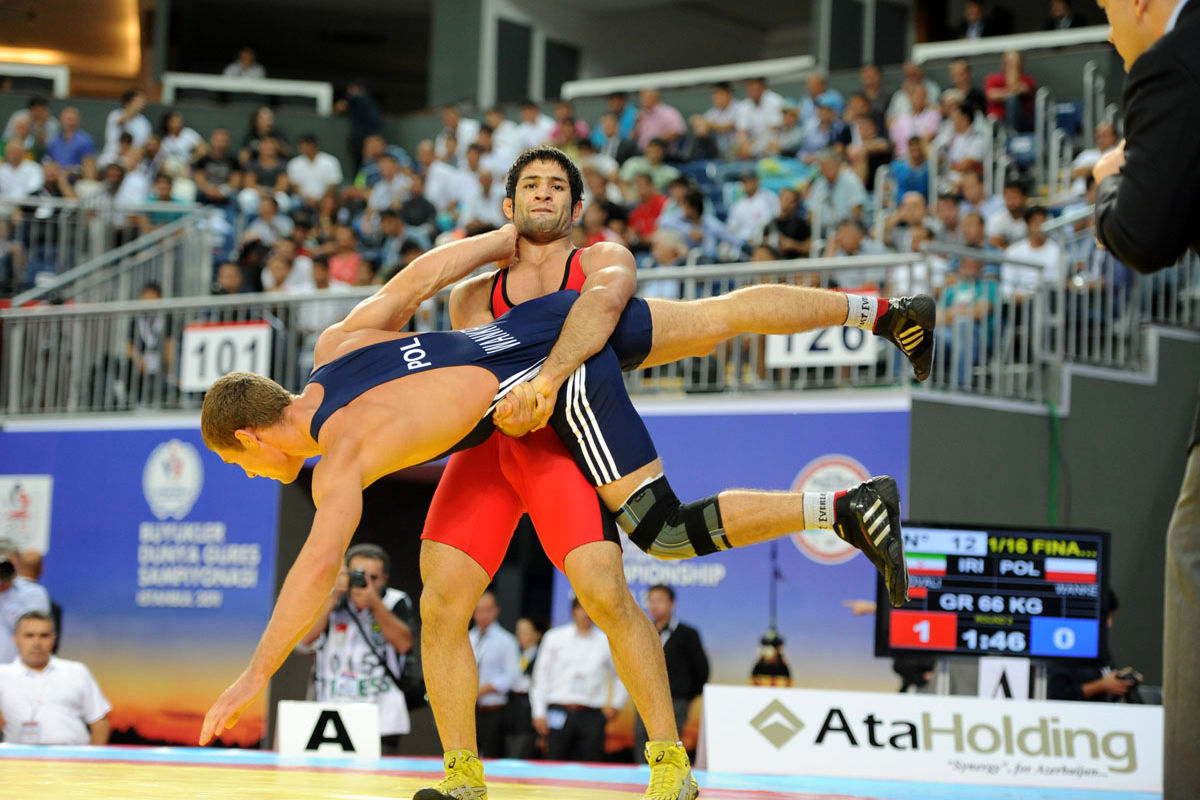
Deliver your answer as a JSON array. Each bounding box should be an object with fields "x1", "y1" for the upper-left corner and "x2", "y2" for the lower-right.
[
  {"x1": 1116, "y1": 667, "x2": 1141, "y2": 687},
  {"x1": 348, "y1": 569, "x2": 368, "y2": 589}
]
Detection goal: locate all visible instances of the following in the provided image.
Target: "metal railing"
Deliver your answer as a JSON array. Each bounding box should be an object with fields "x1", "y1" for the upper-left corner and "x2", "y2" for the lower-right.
[
  {"x1": 10, "y1": 211, "x2": 213, "y2": 306},
  {"x1": 3, "y1": 250, "x2": 1197, "y2": 418},
  {"x1": 2, "y1": 196, "x2": 205, "y2": 295},
  {"x1": 161, "y1": 72, "x2": 335, "y2": 114},
  {"x1": 1050, "y1": 215, "x2": 1200, "y2": 368},
  {"x1": 1082, "y1": 61, "x2": 1105, "y2": 149}
]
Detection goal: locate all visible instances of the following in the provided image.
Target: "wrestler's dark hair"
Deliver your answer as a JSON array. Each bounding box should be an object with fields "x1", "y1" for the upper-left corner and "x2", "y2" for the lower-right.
[
  {"x1": 201, "y1": 372, "x2": 293, "y2": 451},
  {"x1": 505, "y1": 146, "x2": 584, "y2": 208},
  {"x1": 345, "y1": 543, "x2": 391, "y2": 574}
]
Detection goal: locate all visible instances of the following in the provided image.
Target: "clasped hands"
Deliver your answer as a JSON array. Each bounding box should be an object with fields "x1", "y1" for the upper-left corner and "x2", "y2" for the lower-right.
[{"x1": 493, "y1": 374, "x2": 558, "y2": 437}]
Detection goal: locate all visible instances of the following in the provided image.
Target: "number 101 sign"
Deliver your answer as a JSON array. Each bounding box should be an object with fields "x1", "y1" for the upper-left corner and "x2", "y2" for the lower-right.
[{"x1": 180, "y1": 321, "x2": 272, "y2": 391}]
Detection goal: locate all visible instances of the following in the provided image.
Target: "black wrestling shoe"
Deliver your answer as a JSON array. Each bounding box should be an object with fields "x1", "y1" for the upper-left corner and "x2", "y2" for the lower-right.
[
  {"x1": 874, "y1": 295, "x2": 936, "y2": 382},
  {"x1": 834, "y1": 476, "x2": 909, "y2": 607}
]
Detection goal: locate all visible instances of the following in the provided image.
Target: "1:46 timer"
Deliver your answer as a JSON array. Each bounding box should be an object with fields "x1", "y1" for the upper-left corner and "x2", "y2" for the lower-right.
[{"x1": 961, "y1": 629, "x2": 1028, "y2": 652}]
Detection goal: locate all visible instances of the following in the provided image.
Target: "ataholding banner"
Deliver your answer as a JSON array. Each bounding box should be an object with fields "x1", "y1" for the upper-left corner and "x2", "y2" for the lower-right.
[{"x1": 703, "y1": 684, "x2": 1162, "y2": 792}]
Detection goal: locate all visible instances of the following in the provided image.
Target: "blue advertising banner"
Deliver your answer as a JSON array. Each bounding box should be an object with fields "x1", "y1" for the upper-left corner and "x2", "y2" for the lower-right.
[
  {"x1": 0, "y1": 421, "x2": 279, "y2": 745},
  {"x1": 552, "y1": 393, "x2": 911, "y2": 695}
]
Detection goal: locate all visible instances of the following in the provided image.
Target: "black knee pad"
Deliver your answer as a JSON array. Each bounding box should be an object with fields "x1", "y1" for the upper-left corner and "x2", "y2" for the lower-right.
[{"x1": 614, "y1": 475, "x2": 727, "y2": 560}]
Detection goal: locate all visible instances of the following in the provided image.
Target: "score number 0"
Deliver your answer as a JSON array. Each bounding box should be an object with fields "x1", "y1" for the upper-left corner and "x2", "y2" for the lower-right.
[{"x1": 180, "y1": 321, "x2": 272, "y2": 391}]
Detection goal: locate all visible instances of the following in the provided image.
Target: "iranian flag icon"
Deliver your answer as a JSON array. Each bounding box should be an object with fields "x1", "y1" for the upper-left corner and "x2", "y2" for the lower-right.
[
  {"x1": 1045, "y1": 557, "x2": 1098, "y2": 583},
  {"x1": 908, "y1": 553, "x2": 947, "y2": 577}
]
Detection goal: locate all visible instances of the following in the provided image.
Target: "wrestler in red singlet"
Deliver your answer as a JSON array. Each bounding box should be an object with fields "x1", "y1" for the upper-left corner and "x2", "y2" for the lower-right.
[{"x1": 421, "y1": 249, "x2": 619, "y2": 576}]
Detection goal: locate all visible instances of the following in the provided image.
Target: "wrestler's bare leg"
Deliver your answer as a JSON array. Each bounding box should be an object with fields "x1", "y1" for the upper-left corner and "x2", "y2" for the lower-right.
[
  {"x1": 596, "y1": 461, "x2": 805, "y2": 549},
  {"x1": 419, "y1": 540, "x2": 491, "y2": 754},
  {"x1": 562, "y1": 541, "x2": 678, "y2": 742},
  {"x1": 639, "y1": 285, "x2": 851, "y2": 368}
]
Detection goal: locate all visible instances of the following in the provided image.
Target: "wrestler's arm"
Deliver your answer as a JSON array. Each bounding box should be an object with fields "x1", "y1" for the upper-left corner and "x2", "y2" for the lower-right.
[
  {"x1": 330, "y1": 224, "x2": 518, "y2": 334},
  {"x1": 448, "y1": 274, "x2": 549, "y2": 434},
  {"x1": 518, "y1": 242, "x2": 637, "y2": 427},
  {"x1": 540, "y1": 242, "x2": 637, "y2": 386},
  {"x1": 199, "y1": 457, "x2": 364, "y2": 744}
]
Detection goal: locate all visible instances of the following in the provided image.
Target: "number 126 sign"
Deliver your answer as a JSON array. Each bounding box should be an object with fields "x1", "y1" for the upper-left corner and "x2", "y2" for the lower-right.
[{"x1": 180, "y1": 321, "x2": 272, "y2": 391}]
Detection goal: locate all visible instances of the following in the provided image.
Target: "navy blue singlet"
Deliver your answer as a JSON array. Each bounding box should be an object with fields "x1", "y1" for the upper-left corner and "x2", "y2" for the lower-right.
[{"x1": 304, "y1": 290, "x2": 658, "y2": 486}]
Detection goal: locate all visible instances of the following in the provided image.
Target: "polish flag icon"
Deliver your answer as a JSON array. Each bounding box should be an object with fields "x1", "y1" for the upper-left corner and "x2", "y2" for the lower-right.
[{"x1": 1045, "y1": 557, "x2": 1097, "y2": 584}]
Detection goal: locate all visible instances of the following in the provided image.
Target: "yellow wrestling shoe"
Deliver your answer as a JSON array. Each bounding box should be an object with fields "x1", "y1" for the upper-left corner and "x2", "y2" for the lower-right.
[
  {"x1": 412, "y1": 749, "x2": 487, "y2": 800},
  {"x1": 643, "y1": 741, "x2": 699, "y2": 800}
]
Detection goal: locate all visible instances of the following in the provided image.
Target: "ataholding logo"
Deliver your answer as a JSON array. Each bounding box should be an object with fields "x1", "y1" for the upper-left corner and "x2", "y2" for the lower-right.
[
  {"x1": 750, "y1": 699, "x2": 805, "y2": 749},
  {"x1": 142, "y1": 439, "x2": 204, "y2": 520}
]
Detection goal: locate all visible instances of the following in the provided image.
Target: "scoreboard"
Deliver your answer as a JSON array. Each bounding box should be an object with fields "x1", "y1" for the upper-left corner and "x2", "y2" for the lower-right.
[{"x1": 875, "y1": 524, "x2": 1110, "y2": 662}]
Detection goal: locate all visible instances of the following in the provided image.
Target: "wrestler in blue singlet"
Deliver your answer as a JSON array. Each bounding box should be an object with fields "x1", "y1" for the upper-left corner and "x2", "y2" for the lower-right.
[{"x1": 305, "y1": 291, "x2": 656, "y2": 486}]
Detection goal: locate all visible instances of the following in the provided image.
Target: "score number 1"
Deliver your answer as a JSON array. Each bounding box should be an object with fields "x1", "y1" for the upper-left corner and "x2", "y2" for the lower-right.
[{"x1": 181, "y1": 321, "x2": 272, "y2": 391}]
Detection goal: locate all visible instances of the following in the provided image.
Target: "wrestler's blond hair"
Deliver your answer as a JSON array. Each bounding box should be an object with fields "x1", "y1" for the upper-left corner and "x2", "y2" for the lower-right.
[{"x1": 201, "y1": 372, "x2": 292, "y2": 450}]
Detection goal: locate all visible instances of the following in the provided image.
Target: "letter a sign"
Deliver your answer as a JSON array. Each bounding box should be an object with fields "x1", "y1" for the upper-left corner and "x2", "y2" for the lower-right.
[
  {"x1": 276, "y1": 700, "x2": 382, "y2": 758},
  {"x1": 977, "y1": 657, "x2": 1031, "y2": 700}
]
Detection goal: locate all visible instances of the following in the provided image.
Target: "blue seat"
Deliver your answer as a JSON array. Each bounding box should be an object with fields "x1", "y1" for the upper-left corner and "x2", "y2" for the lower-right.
[
  {"x1": 1055, "y1": 101, "x2": 1084, "y2": 137},
  {"x1": 1007, "y1": 135, "x2": 1037, "y2": 169}
]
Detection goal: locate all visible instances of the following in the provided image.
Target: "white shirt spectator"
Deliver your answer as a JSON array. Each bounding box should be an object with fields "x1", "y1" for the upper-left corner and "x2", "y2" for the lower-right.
[
  {"x1": 100, "y1": 109, "x2": 151, "y2": 166},
  {"x1": 960, "y1": 194, "x2": 1005, "y2": 221},
  {"x1": 243, "y1": 214, "x2": 294, "y2": 247},
  {"x1": 579, "y1": 152, "x2": 619, "y2": 182},
  {"x1": 470, "y1": 621, "x2": 521, "y2": 710},
  {"x1": 939, "y1": 127, "x2": 987, "y2": 170},
  {"x1": 479, "y1": 147, "x2": 515, "y2": 179},
  {"x1": 262, "y1": 253, "x2": 315, "y2": 292},
  {"x1": 437, "y1": 118, "x2": 482, "y2": 163},
  {"x1": 0, "y1": 656, "x2": 111, "y2": 745},
  {"x1": 114, "y1": 167, "x2": 151, "y2": 208},
  {"x1": 287, "y1": 152, "x2": 344, "y2": 203},
  {"x1": 369, "y1": 173, "x2": 413, "y2": 213},
  {"x1": 460, "y1": 180, "x2": 507, "y2": 228},
  {"x1": 890, "y1": 255, "x2": 950, "y2": 296},
  {"x1": 0, "y1": 577, "x2": 51, "y2": 664},
  {"x1": 704, "y1": 100, "x2": 743, "y2": 157},
  {"x1": 1003, "y1": 237, "x2": 1064, "y2": 296},
  {"x1": 223, "y1": 60, "x2": 266, "y2": 79},
  {"x1": 887, "y1": 79, "x2": 943, "y2": 121},
  {"x1": 308, "y1": 587, "x2": 412, "y2": 735},
  {"x1": 530, "y1": 621, "x2": 628, "y2": 720},
  {"x1": 160, "y1": 128, "x2": 204, "y2": 164},
  {"x1": 808, "y1": 168, "x2": 868, "y2": 232},
  {"x1": 1068, "y1": 145, "x2": 1116, "y2": 196},
  {"x1": 0, "y1": 160, "x2": 44, "y2": 200},
  {"x1": 985, "y1": 209, "x2": 1028, "y2": 248},
  {"x1": 423, "y1": 160, "x2": 462, "y2": 212},
  {"x1": 735, "y1": 91, "x2": 784, "y2": 152},
  {"x1": 491, "y1": 119, "x2": 523, "y2": 160},
  {"x1": 516, "y1": 114, "x2": 556, "y2": 152},
  {"x1": 295, "y1": 280, "x2": 355, "y2": 333},
  {"x1": 3, "y1": 111, "x2": 59, "y2": 144},
  {"x1": 726, "y1": 189, "x2": 780, "y2": 245}
]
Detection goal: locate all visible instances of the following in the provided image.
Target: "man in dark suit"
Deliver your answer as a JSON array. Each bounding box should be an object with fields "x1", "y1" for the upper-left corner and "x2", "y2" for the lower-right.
[
  {"x1": 957, "y1": 0, "x2": 1002, "y2": 38},
  {"x1": 1092, "y1": 2, "x2": 1200, "y2": 796},
  {"x1": 634, "y1": 585, "x2": 709, "y2": 760},
  {"x1": 1043, "y1": 0, "x2": 1089, "y2": 29}
]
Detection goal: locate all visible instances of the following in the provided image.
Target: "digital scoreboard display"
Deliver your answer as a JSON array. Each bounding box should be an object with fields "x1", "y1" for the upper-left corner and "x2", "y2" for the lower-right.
[{"x1": 875, "y1": 524, "x2": 1110, "y2": 662}]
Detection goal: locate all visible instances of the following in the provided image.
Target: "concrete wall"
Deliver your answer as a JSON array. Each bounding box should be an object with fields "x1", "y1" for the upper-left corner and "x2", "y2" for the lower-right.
[{"x1": 909, "y1": 329, "x2": 1200, "y2": 686}]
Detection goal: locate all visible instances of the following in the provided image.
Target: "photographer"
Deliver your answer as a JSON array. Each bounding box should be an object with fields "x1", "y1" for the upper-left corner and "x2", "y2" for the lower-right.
[
  {"x1": 299, "y1": 543, "x2": 415, "y2": 753},
  {"x1": 1048, "y1": 589, "x2": 1143, "y2": 703}
]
